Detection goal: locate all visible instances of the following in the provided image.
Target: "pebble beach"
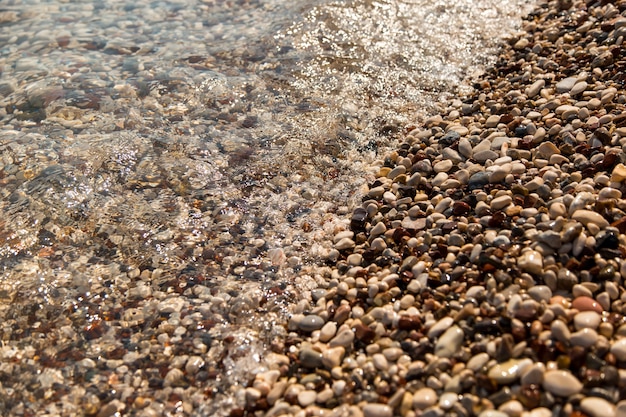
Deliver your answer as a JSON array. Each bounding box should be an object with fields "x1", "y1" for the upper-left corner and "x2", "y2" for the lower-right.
[{"x1": 3, "y1": 0, "x2": 626, "y2": 416}]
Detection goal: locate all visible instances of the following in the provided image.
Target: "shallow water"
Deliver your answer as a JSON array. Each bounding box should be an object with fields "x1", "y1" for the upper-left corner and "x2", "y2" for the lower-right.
[{"x1": 0, "y1": 0, "x2": 533, "y2": 414}]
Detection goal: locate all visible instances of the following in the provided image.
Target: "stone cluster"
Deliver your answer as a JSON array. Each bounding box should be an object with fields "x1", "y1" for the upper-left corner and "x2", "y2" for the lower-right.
[{"x1": 237, "y1": 1, "x2": 626, "y2": 416}]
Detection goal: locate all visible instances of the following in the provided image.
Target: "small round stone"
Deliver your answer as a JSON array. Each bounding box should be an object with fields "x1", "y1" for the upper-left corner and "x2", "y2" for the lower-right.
[
  {"x1": 498, "y1": 400, "x2": 524, "y2": 417},
  {"x1": 439, "y1": 392, "x2": 458, "y2": 410},
  {"x1": 610, "y1": 338, "x2": 626, "y2": 361},
  {"x1": 413, "y1": 387, "x2": 438, "y2": 410},
  {"x1": 319, "y1": 321, "x2": 337, "y2": 342},
  {"x1": 518, "y1": 249, "x2": 543, "y2": 274},
  {"x1": 363, "y1": 403, "x2": 392, "y2": 417},
  {"x1": 580, "y1": 396, "x2": 616, "y2": 417},
  {"x1": 479, "y1": 412, "x2": 509, "y2": 417},
  {"x1": 488, "y1": 358, "x2": 532, "y2": 384},
  {"x1": 434, "y1": 325, "x2": 464, "y2": 358},
  {"x1": 322, "y1": 346, "x2": 345, "y2": 369},
  {"x1": 570, "y1": 328, "x2": 598, "y2": 348},
  {"x1": 573, "y1": 311, "x2": 601, "y2": 330},
  {"x1": 542, "y1": 370, "x2": 583, "y2": 396},
  {"x1": 491, "y1": 195, "x2": 512, "y2": 211},
  {"x1": 298, "y1": 315, "x2": 325, "y2": 332},
  {"x1": 297, "y1": 390, "x2": 317, "y2": 407},
  {"x1": 572, "y1": 296, "x2": 603, "y2": 313}
]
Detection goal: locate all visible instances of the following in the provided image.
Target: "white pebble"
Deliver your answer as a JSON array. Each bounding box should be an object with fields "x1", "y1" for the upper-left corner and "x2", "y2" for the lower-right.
[
  {"x1": 487, "y1": 358, "x2": 532, "y2": 384},
  {"x1": 363, "y1": 403, "x2": 392, "y2": 417},
  {"x1": 580, "y1": 397, "x2": 616, "y2": 417},
  {"x1": 413, "y1": 387, "x2": 438, "y2": 410},
  {"x1": 610, "y1": 338, "x2": 626, "y2": 361},
  {"x1": 542, "y1": 370, "x2": 583, "y2": 396},
  {"x1": 439, "y1": 392, "x2": 458, "y2": 410},
  {"x1": 434, "y1": 325, "x2": 464, "y2": 358}
]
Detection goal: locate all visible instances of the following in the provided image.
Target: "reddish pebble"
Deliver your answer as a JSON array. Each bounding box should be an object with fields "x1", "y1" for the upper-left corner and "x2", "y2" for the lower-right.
[{"x1": 572, "y1": 296, "x2": 603, "y2": 313}]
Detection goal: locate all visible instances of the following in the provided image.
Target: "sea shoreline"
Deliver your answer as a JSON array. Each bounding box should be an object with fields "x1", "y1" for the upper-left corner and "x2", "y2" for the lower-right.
[
  {"x1": 3, "y1": 0, "x2": 625, "y2": 416},
  {"x1": 232, "y1": 1, "x2": 626, "y2": 416}
]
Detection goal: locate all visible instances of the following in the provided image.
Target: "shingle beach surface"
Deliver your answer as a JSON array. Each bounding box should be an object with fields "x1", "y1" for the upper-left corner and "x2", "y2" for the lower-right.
[
  {"x1": 2, "y1": 0, "x2": 626, "y2": 417},
  {"x1": 239, "y1": 1, "x2": 626, "y2": 417}
]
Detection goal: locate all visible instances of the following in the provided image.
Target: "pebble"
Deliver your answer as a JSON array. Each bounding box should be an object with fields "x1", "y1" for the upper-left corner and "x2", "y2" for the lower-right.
[
  {"x1": 526, "y1": 79, "x2": 545, "y2": 97},
  {"x1": 322, "y1": 346, "x2": 345, "y2": 369},
  {"x1": 498, "y1": 400, "x2": 524, "y2": 417},
  {"x1": 299, "y1": 315, "x2": 325, "y2": 332},
  {"x1": 528, "y1": 286, "x2": 552, "y2": 303},
  {"x1": 363, "y1": 403, "x2": 392, "y2": 417},
  {"x1": 491, "y1": 195, "x2": 512, "y2": 211},
  {"x1": 413, "y1": 387, "x2": 438, "y2": 410},
  {"x1": 556, "y1": 76, "x2": 578, "y2": 93},
  {"x1": 487, "y1": 358, "x2": 532, "y2": 384},
  {"x1": 479, "y1": 412, "x2": 508, "y2": 417},
  {"x1": 520, "y1": 362, "x2": 545, "y2": 386},
  {"x1": 439, "y1": 392, "x2": 458, "y2": 410},
  {"x1": 298, "y1": 390, "x2": 317, "y2": 407},
  {"x1": 572, "y1": 296, "x2": 603, "y2": 313},
  {"x1": 434, "y1": 160, "x2": 454, "y2": 173},
  {"x1": 458, "y1": 138, "x2": 473, "y2": 158},
  {"x1": 300, "y1": 348, "x2": 324, "y2": 368},
  {"x1": 542, "y1": 370, "x2": 583, "y2": 396},
  {"x1": 536, "y1": 142, "x2": 560, "y2": 159},
  {"x1": 573, "y1": 311, "x2": 601, "y2": 330},
  {"x1": 335, "y1": 237, "x2": 356, "y2": 250},
  {"x1": 550, "y1": 320, "x2": 571, "y2": 344},
  {"x1": 467, "y1": 352, "x2": 490, "y2": 371},
  {"x1": 485, "y1": 115, "x2": 501, "y2": 127},
  {"x1": 329, "y1": 329, "x2": 355, "y2": 348},
  {"x1": 570, "y1": 328, "x2": 598, "y2": 348},
  {"x1": 610, "y1": 338, "x2": 626, "y2": 361},
  {"x1": 571, "y1": 81, "x2": 588, "y2": 95},
  {"x1": 548, "y1": 202, "x2": 566, "y2": 218},
  {"x1": 517, "y1": 249, "x2": 543, "y2": 274},
  {"x1": 319, "y1": 321, "x2": 338, "y2": 342},
  {"x1": 526, "y1": 409, "x2": 552, "y2": 417},
  {"x1": 474, "y1": 149, "x2": 499, "y2": 163},
  {"x1": 347, "y1": 253, "x2": 363, "y2": 266},
  {"x1": 427, "y1": 316, "x2": 455, "y2": 339},
  {"x1": 185, "y1": 356, "x2": 205, "y2": 375},
  {"x1": 571, "y1": 209, "x2": 609, "y2": 229},
  {"x1": 610, "y1": 163, "x2": 626, "y2": 182},
  {"x1": 372, "y1": 353, "x2": 389, "y2": 371},
  {"x1": 434, "y1": 325, "x2": 464, "y2": 358},
  {"x1": 580, "y1": 397, "x2": 616, "y2": 417}
]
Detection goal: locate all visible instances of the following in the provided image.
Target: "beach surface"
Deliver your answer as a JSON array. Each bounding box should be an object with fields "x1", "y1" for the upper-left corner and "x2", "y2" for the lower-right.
[{"x1": 4, "y1": 0, "x2": 626, "y2": 416}]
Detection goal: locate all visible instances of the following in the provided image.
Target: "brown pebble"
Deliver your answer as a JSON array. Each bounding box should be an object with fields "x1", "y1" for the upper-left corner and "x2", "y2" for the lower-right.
[
  {"x1": 334, "y1": 305, "x2": 352, "y2": 324},
  {"x1": 398, "y1": 315, "x2": 422, "y2": 330}
]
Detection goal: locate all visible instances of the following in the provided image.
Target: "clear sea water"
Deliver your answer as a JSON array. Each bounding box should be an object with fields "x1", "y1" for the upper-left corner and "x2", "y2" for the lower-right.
[{"x1": 0, "y1": 0, "x2": 532, "y2": 414}]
